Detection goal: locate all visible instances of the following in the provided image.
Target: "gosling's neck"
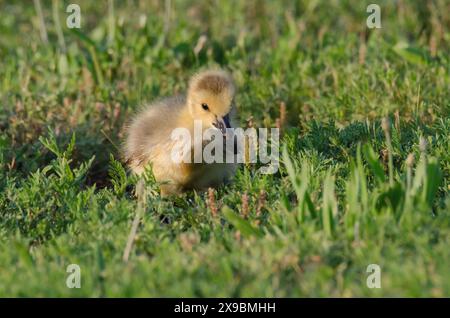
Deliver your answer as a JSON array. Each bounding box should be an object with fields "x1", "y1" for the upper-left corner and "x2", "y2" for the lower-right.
[{"x1": 175, "y1": 105, "x2": 195, "y2": 132}]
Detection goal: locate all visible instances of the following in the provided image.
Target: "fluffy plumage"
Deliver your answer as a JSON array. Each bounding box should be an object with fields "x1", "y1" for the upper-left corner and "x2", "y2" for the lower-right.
[{"x1": 123, "y1": 69, "x2": 237, "y2": 195}]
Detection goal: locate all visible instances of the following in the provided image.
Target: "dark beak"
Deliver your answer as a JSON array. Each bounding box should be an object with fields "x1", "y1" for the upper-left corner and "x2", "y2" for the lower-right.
[
  {"x1": 213, "y1": 114, "x2": 238, "y2": 154},
  {"x1": 223, "y1": 114, "x2": 231, "y2": 129},
  {"x1": 213, "y1": 114, "x2": 232, "y2": 135}
]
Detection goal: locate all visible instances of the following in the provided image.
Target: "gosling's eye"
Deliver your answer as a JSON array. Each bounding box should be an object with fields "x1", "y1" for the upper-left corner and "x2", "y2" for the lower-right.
[{"x1": 201, "y1": 103, "x2": 209, "y2": 111}]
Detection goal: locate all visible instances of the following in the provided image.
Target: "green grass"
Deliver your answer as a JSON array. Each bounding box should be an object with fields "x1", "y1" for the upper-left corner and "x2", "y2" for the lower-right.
[{"x1": 0, "y1": 0, "x2": 449, "y2": 297}]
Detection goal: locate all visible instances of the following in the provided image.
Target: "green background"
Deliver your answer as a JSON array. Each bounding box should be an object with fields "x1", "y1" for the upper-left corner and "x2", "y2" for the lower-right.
[{"x1": 0, "y1": 0, "x2": 449, "y2": 296}]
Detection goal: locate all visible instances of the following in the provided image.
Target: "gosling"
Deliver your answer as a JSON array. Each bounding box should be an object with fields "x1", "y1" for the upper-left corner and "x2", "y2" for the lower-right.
[{"x1": 123, "y1": 69, "x2": 238, "y2": 196}]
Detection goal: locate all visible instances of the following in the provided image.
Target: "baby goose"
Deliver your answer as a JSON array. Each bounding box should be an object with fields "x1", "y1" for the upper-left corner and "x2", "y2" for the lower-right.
[{"x1": 124, "y1": 69, "x2": 237, "y2": 196}]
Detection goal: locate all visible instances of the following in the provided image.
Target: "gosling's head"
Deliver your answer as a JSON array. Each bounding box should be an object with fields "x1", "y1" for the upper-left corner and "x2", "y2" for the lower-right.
[{"x1": 187, "y1": 69, "x2": 235, "y2": 134}]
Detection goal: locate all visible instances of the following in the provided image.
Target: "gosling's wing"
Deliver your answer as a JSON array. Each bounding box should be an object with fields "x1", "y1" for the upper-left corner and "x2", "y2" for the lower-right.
[{"x1": 123, "y1": 95, "x2": 186, "y2": 170}]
